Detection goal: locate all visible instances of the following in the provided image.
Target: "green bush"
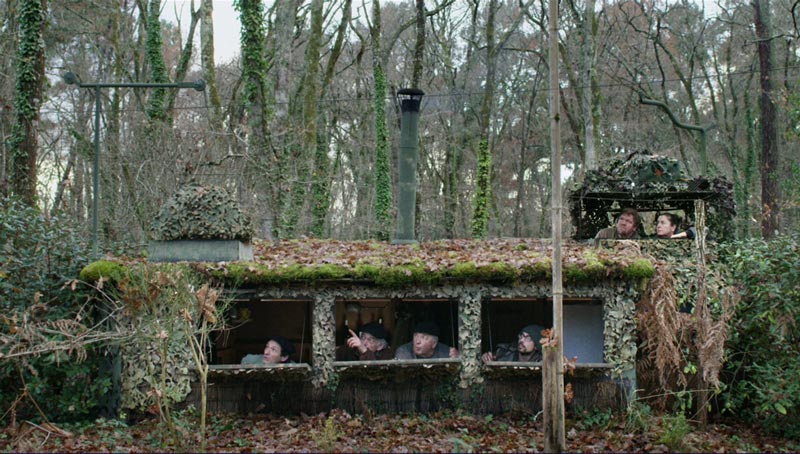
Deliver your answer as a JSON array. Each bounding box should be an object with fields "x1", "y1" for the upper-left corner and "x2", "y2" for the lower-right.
[
  {"x1": 719, "y1": 234, "x2": 800, "y2": 438},
  {"x1": 0, "y1": 197, "x2": 89, "y2": 313},
  {"x1": 0, "y1": 196, "x2": 111, "y2": 422}
]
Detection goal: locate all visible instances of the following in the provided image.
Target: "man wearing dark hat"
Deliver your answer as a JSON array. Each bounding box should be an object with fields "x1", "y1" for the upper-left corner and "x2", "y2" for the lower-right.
[
  {"x1": 394, "y1": 321, "x2": 458, "y2": 359},
  {"x1": 241, "y1": 335, "x2": 295, "y2": 365},
  {"x1": 481, "y1": 325, "x2": 544, "y2": 363},
  {"x1": 337, "y1": 321, "x2": 394, "y2": 361}
]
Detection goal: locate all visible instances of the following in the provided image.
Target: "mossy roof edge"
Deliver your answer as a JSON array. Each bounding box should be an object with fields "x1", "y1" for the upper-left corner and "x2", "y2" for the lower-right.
[{"x1": 80, "y1": 238, "x2": 653, "y2": 288}]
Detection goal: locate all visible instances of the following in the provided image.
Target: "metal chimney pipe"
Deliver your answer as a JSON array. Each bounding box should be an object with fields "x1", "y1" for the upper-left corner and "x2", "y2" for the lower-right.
[{"x1": 393, "y1": 88, "x2": 424, "y2": 244}]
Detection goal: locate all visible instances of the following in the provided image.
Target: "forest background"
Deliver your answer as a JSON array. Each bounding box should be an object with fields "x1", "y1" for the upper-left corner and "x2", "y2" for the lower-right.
[
  {"x1": 2, "y1": 0, "x2": 798, "y2": 243},
  {"x1": 1, "y1": 0, "x2": 800, "y2": 450}
]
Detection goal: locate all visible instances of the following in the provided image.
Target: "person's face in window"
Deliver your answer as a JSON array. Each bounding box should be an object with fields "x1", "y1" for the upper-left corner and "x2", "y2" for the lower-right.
[
  {"x1": 263, "y1": 340, "x2": 286, "y2": 364},
  {"x1": 518, "y1": 332, "x2": 537, "y2": 354},
  {"x1": 412, "y1": 332, "x2": 438, "y2": 358},
  {"x1": 616, "y1": 213, "x2": 638, "y2": 238},
  {"x1": 656, "y1": 215, "x2": 677, "y2": 238},
  {"x1": 359, "y1": 332, "x2": 384, "y2": 352}
]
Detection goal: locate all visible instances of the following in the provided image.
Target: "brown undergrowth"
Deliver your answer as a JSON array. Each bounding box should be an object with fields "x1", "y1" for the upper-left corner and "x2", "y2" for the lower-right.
[{"x1": 637, "y1": 256, "x2": 736, "y2": 418}]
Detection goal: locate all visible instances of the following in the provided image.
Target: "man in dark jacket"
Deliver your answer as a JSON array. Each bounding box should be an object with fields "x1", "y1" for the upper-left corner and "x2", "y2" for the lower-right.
[
  {"x1": 481, "y1": 324, "x2": 544, "y2": 363},
  {"x1": 337, "y1": 321, "x2": 394, "y2": 360},
  {"x1": 594, "y1": 208, "x2": 641, "y2": 240},
  {"x1": 394, "y1": 321, "x2": 458, "y2": 359}
]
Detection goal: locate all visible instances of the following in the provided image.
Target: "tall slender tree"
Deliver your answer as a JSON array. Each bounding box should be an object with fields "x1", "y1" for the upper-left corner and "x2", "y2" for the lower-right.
[
  {"x1": 144, "y1": 0, "x2": 169, "y2": 123},
  {"x1": 371, "y1": 0, "x2": 392, "y2": 241},
  {"x1": 471, "y1": 0, "x2": 497, "y2": 238},
  {"x1": 8, "y1": 0, "x2": 46, "y2": 205},
  {"x1": 200, "y1": 0, "x2": 223, "y2": 125},
  {"x1": 754, "y1": 0, "x2": 780, "y2": 238}
]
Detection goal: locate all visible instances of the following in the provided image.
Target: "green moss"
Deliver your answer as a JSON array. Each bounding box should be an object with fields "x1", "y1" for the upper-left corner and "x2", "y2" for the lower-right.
[
  {"x1": 353, "y1": 263, "x2": 381, "y2": 281},
  {"x1": 519, "y1": 259, "x2": 552, "y2": 282},
  {"x1": 450, "y1": 262, "x2": 478, "y2": 279},
  {"x1": 623, "y1": 258, "x2": 655, "y2": 279},
  {"x1": 475, "y1": 262, "x2": 519, "y2": 283},
  {"x1": 80, "y1": 260, "x2": 126, "y2": 283},
  {"x1": 373, "y1": 264, "x2": 434, "y2": 288},
  {"x1": 565, "y1": 250, "x2": 609, "y2": 284},
  {"x1": 296, "y1": 264, "x2": 349, "y2": 280}
]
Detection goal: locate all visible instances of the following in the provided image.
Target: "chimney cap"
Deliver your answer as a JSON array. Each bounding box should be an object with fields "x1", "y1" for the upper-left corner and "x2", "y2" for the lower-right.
[{"x1": 397, "y1": 88, "x2": 425, "y2": 97}]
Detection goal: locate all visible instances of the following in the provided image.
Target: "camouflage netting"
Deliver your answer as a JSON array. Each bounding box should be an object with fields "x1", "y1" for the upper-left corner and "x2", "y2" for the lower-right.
[
  {"x1": 569, "y1": 150, "x2": 736, "y2": 240},
  {"x1": 150, "y1": 184, "x2": 254, "y2": 242}
]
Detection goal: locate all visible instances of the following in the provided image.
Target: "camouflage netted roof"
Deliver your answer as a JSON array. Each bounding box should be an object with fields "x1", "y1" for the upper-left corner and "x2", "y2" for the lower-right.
[
  {"x1": 582, "y1": 150, "x2": 688, "y2": 192},
  {"x1": 150, "y1": 184, "x2": 254, "y2": 242},
  {"x1": 569, "y1": 151, "x2": 736, "y2": 240}
]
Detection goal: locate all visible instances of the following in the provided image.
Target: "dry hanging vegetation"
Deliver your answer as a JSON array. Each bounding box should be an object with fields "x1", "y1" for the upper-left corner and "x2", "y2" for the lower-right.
[{"x1": 636, "y1": 246, "x2": 736, "y2": 416}]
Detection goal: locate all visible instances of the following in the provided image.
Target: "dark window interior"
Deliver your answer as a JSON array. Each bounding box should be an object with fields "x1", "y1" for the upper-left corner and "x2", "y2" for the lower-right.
[
  {"x1": 213, "y1": 300, "x2": 313, "y2": 364},
  {"x1": 335, "y1": 299, "x2": 459, "y2": 353},
  {"x1": 481, "y1": 299, "x2": 552, "y2": 355}
]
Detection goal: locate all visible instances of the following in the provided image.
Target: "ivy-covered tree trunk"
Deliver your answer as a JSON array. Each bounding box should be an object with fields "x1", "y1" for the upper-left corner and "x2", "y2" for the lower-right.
[
  {"x1": 8, "y1": 0, "x2": 46, "y2": 206},
  {"x1": 372, "y1": 0, "x2": 392, "y2": 241},
  {"x1": 235, "y1": 0, "x2": 275, "y2": 236},
  {"x1": 145, "y1": 0, "x2": 169, "y2": 123},
  {"x1": 471, "y1": 0, "x2": 497, "y2": 238}
]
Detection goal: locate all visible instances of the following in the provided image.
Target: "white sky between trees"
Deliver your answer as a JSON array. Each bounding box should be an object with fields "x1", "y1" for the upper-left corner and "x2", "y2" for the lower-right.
[{"x1": 164, "y1": 0, "x2": 240, "y2": 64}]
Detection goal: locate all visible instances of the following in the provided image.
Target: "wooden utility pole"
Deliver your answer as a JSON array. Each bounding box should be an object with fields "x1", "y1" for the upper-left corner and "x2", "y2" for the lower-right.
[{"x1": 544, "y1": 0, "x2": 565, "y2": 449}]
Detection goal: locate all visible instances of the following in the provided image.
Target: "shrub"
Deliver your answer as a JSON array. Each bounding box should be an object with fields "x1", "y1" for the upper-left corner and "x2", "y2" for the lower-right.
[
  {"x1": 0, "y1": 196, "x2": 110, "y2": 421},
  {"x1": 0, "y1": 197, "x2": 89, "y2": 313},
  {"x1": 719, "y1": 234, "x2": 800, "y2": 438}
]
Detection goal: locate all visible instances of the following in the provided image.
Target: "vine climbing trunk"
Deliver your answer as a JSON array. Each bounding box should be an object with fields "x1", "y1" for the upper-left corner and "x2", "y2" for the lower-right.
[
  {"x1": 9, "y1": 0, "x2": 46, "y2": 206},
  {"x1": 471, "y1": 0, "x2": 497, "y2": 238},
  {"x1": 145, "y1": 0, "x2": 169, "y2": 124},
  {"x1": 372, "y1": 0, "x2": 392, "y2": 241}
]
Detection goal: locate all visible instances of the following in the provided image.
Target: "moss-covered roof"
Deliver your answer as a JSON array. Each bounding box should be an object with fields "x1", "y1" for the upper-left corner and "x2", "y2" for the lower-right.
[
  {"x1": 82, "y1": 238, "x2": 653, "y2": 288},
  {"x1": 179, "y1": 238, "x2": 650, "y2": 288}
]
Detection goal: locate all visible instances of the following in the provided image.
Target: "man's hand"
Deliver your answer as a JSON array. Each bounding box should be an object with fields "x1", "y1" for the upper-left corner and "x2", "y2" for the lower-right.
[
  {"x1": 481, "y1": 352, "x2": 496, "y2": 364},
  {"x1": 346, "y1": 329, "x2": 368, "y2": 354},
  {"x1": 449, "y1": 347, "x2": 459, "y2": 358}
]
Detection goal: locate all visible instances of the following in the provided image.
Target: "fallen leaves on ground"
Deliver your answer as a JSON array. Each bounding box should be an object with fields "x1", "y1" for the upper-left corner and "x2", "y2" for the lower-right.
[{"x1": 1, "y1": 409, "x2": 797, "y2": 453}]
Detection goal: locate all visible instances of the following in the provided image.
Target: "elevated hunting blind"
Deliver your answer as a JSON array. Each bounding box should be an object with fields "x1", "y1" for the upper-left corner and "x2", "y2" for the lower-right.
[{"x1": 569, "y1": 150, "x2": 736, "y2": 240}]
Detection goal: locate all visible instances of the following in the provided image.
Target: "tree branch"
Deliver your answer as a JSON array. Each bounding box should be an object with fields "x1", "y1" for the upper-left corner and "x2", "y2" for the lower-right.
[{"x1": 639, "y1": 95, "x2": 715, "y2": 132}]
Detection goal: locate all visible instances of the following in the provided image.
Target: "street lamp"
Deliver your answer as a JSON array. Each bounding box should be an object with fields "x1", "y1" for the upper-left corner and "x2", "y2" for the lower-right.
[
  {"x1": 392, "y1": 88, "x2": 424, "y2": 245},
  {"x1": 63, "y1": 72, "x2": 205, "y2": 258}
]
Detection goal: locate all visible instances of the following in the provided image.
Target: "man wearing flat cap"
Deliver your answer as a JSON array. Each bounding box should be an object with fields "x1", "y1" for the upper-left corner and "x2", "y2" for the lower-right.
[
  {"x1": 481, "y1": 324, "x2": 544, "y2": 363},
  {"x1": 394, "y1": 321, "x2": 458, "y2": 359},
  {"x1": 241, "y1": 335, "x2": 295, "y2": 365},
  {"x1": 337, "y1": 321, "x2": 394, "y2": 361}
]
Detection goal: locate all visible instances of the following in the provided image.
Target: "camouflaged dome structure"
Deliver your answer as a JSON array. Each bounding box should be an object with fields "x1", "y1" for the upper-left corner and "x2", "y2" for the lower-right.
[
  {"x1": 150, "y1": 184, "x2": 254, "y2": 242},
  {"x1": 569, "y1": 151, "x2": 736, "y2": 240}
]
